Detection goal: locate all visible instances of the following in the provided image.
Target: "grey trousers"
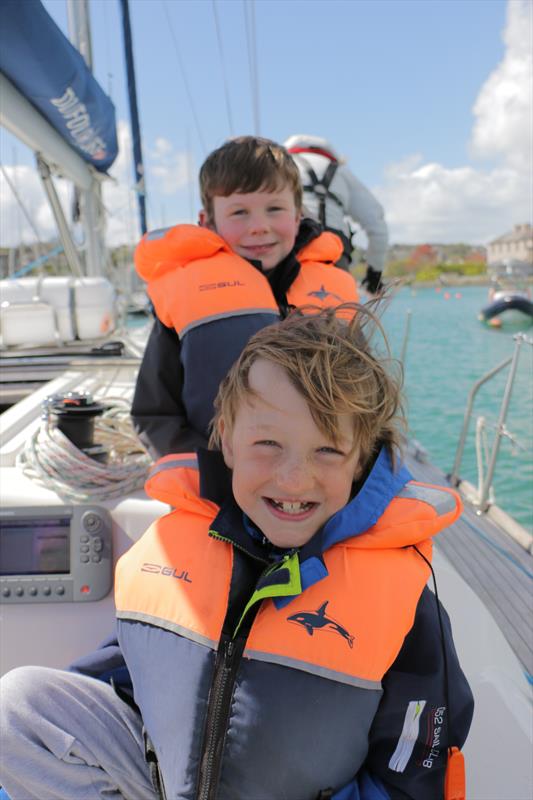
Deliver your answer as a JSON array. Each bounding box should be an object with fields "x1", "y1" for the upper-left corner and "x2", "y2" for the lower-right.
[{"x1": 0, "y1": 666, "x2": 158, "y2": 800}]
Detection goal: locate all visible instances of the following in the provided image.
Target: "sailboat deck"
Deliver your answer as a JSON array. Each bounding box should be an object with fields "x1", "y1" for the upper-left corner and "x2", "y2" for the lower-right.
[{"x1": 404, "y1": 447, "x2": 533, "y2": 679}]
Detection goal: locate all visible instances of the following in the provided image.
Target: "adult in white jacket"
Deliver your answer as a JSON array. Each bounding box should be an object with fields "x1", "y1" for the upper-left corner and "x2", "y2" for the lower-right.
[{"x1": 285, "y1": 134, "x2": 388, "y2": 293}]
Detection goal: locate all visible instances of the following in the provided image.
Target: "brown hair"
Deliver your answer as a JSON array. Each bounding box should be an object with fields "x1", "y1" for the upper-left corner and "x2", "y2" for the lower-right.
[
  {"x1": 210, "y1": 302, "x2": 406, "y2": 469},
  {"x1": 199, "y1": 136, "x2": 303, "y2": 224}
]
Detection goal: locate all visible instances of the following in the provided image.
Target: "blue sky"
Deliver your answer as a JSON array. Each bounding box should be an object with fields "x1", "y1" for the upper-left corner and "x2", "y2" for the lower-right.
[{"x1": 1, "y1": 0, "x2": 531, "y2": 248}]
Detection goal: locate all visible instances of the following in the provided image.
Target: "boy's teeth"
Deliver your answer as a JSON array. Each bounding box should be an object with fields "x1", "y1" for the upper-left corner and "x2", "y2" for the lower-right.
[{"x1": 272, "y1": 500, "x2": 312, "y2": 514}]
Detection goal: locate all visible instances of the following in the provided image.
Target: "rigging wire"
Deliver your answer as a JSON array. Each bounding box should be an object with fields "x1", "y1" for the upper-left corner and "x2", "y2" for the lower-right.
[
  {"x1": 0, "y1": 163, "x2": 44, "y2": 250},
  {"x1": 185, "y1": 127, "x2": 196, "y2": 222},
  {"x1": 243, "y1": 0, "x2": 260, "y2": 135},
  {"x1": 102, "y1": 0, "x2": 115, "y2": 99},
  {"x1": 211, "y1": 0, "x2": 235, "y2": 137},
  {"x1": 161, "y1": 0, "x2": 208, "y2": 155}
]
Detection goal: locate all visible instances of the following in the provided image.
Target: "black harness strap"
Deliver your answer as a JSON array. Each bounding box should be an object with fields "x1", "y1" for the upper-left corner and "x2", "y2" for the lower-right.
[{"x1": 298, "y1": 157, "x2": 343, "y2": 228}]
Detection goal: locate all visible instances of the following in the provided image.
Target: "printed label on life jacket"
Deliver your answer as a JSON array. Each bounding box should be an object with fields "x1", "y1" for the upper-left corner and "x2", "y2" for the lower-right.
[{"x1": 388, "y1": 699, "x2": 427, "y2": 772}]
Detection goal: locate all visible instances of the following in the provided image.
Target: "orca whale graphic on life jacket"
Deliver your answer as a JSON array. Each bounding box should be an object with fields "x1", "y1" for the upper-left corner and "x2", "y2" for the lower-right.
[{"x1": 287, "y1": 600, "x2": 355, "y2": 648}]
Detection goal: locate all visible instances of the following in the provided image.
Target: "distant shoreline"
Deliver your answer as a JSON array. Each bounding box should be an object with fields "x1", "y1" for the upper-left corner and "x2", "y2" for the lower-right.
[
  {"x1": 408, "y1": 275, "x2": 533, "y2": 288},
  {"x1": 410, "y1": 275, "x2": 490, "y2": 288},
  {"x1": 359, "y1": 274, "x2": 533, "y2": 289}
]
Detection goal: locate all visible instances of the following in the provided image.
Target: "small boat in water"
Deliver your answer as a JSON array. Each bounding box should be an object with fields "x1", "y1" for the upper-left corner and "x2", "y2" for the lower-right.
[
  {"x1": 479, "y1": 290, "x2": 533, "y2": 327},
  {"x1": 479, "y1": 263, "x2": 533, "y2": 328}
]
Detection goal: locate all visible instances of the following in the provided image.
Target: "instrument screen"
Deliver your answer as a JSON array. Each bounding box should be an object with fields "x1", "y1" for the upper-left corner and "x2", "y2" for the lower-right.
[{"x1": 0, "y1": 518, "x2": 70, "y2": 575}]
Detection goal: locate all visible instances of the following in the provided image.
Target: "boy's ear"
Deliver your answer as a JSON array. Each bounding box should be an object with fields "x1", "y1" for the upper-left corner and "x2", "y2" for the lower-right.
[
  {"x1": 219, "y1": 418, "x2": 234, "y2": 469},
  {"x1": 198, "y1": 209, "x2": 214, "y2": 229}
]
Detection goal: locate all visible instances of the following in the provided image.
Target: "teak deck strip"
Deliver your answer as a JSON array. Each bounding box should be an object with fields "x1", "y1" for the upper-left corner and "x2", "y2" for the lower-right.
[{"x1": 403, "y1": 446, "x2": 533, "y2": 678}]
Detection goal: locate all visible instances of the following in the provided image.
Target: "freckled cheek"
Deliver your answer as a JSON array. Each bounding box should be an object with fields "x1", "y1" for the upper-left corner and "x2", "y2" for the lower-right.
[
  {"x1": 233, "y1": 460, "x2": 271, "y2": 495},
  {"x1": 334, "y1": 479, "x2": 355, "y2": 508}
]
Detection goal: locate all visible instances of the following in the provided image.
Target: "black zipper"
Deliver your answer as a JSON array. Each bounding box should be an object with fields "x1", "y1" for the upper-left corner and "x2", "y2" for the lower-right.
[
  {"x1": 196, "y1": 636, "x2": 244, "y2": 800},
  {"x1": 196, "y1": 538, "x2": 295, "y2": 799},
  {"x1": 196, "y1": 552, "x2": 279, "y2": 800},
  {"x1": 209, "y1": 528, "x2": 270, "y2": 565}
]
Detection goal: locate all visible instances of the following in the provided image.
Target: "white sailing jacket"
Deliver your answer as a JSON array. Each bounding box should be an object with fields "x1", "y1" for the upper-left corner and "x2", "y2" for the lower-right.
[{"x1": 285, "y1": 134, "x2": 389, "y2": 272}]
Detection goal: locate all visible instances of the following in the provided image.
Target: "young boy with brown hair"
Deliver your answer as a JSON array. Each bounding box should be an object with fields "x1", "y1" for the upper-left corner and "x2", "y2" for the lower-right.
[
  {"x1": 131, "y1": 136, "x2": 359, "y2": 460},
  {"x1": 1, "y1": 304, "x2": 473, "y2": 800}
]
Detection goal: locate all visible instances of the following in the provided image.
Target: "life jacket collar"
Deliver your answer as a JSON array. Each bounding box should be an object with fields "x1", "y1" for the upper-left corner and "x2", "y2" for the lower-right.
[{"x1": 322, "y1": 448, "x2": 411, "y2": 548}]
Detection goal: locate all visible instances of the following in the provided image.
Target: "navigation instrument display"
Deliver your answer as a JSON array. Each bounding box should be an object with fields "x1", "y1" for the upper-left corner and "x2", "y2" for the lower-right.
[{"x1": 0, "y1": 518, "x2": 70, "y2": 575}]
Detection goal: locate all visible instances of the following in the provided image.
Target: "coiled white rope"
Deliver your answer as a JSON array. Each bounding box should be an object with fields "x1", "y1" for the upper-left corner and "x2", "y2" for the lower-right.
[{"x1": 17, "y1": 397, "x2": 152, "y2": 502}]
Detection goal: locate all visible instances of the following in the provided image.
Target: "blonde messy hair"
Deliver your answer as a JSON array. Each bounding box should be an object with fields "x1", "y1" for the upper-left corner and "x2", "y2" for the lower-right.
[
  {"x1": 199, "y1": 136, "x2": 303, "y2": 225},
  {"x1": 210, "y1": 303, "x2": 406, "y2": 470}
]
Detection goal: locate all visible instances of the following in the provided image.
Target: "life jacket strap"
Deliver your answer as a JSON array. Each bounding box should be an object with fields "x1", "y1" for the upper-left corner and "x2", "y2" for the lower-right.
[
  {"x1": 289, "y1": 149, "x2": 344, "y2": 228},
  {"x1": 143, "y1": 727, "x2": 168, "y2": 800},
  {"x1": 301, "y1": 159, "x2": 343, "y2": 228}
]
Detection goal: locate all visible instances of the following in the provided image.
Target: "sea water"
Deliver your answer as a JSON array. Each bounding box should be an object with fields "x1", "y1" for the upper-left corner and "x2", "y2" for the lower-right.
[
  {"x1": 129, "y1": 286, "x2": 532, "y2": 533},
  {"x1": 380, "y1": 285, "x2": 533, "y2": 534}
]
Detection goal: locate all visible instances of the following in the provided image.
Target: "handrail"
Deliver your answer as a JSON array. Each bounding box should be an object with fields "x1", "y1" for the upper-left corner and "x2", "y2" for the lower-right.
[
  {"x1": 449, "y1": 333, "x2": 531, "y2": 512},
  {"x1": 478, "y1": 334, "x2": 528, "y2": 511},
  {"x1": 449, "y1": 356, "x2": 513, "y2": 487},
  {"x1": 400, "y1": 309, "x2": 412, "y2": 366}
]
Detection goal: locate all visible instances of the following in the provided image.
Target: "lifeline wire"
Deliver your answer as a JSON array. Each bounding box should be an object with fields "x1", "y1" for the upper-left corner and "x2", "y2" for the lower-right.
[
  {"x1": 161, "y1": 0, "x2": 208, "y2": 155},
  {"x1": 17, "y1": 399, "x2": 152, "y2": 502}
]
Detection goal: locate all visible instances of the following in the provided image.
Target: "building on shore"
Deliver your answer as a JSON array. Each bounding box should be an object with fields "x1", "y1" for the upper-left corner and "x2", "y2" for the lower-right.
[{"x1": 487, "y1": 224, "x2": 533, "y2": 267}]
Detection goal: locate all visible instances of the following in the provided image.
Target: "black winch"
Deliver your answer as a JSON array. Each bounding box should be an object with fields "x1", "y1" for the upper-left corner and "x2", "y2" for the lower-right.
[{"x1": 44, "y1": 392, "x2": 108, "y2": 462}]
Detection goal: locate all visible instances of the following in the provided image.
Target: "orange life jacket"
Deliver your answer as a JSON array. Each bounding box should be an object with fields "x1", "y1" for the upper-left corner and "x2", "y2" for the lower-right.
[
  {"x1": 117, "y1": 451, "x2": 461, "y2": 684},
  {"x1": 114, "y1": 449, "x2": 469, "y2": 800},
  {"x1": 135, "y1": 224, "x2": 359, "y2": 336}
]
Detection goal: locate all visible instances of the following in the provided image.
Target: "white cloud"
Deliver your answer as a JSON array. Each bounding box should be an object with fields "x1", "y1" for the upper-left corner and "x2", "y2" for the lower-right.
[
  {"x1": 470, "y1": 0, "x2": 532, "y2": 170},
  {"x1": 148, "y1": 136, "x2": 190, "y2": 197},
  {"x1": 102, "y1": 120, "x2": 142, "y2": 246},
  {"x1": 375, "y1": 0, "x2": 532, "y2": 245},
  {"x1": 0, "y1": 164, "x2": 72, "y2": 247},
  {"x1": 152, "y1": 137, "x2": 173, "y2": 158},
  {"x1": 379, "y1": 158, "x2": 529, "y2": 244},
  {"x1": 0, "y1": 121, "x2": 143, "y2": 249}
]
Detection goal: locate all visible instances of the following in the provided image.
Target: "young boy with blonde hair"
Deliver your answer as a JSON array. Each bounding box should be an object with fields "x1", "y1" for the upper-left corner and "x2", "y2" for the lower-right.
[
  {"x1": 131, "y1": 136, "x2": 359, "y2": 460},
  {"x1": 1, "y1": 304, "x2": 473, "y2": 800}
]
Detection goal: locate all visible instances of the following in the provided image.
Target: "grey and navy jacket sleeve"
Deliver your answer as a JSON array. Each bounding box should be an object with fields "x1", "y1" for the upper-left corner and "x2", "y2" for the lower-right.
[
  {"x1": 68, "y1": 631, "x2": 135, "y2": 708},
  {"x1": 352, "y1": 586, "x2": 474, "y2": 799},
  {"x1": 130, "y1": 318, "x2": 209, "y2": 460}
]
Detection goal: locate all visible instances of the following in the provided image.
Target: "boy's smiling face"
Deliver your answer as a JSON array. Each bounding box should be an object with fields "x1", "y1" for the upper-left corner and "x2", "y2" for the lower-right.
[
  {"x1": 207, "y1": 186, "x2": 301, "y2": 271},
  {"x1": 220, "y1": 359, "x2": 361, "y2": 549}
]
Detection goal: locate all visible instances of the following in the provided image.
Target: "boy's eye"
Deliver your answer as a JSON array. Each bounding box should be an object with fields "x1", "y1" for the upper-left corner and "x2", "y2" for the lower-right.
[
  {"x1": 317, "y1": 446, "x2": 344, "y2": 455},
  {"x1": 231, "y1": 209, "x2": 247, "y2": 216},
  {"x1": 255, "y1": 440, "x2": 279, "y2": 448}
]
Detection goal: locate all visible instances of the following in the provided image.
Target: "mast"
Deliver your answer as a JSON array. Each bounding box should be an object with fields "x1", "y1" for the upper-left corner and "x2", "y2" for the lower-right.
[
  {"x1": 119, "y1": 0, "x2": 147, "y2": 235},
  {"x1": 66, "y1": 0, "x2": 107, "y2": 277}
]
